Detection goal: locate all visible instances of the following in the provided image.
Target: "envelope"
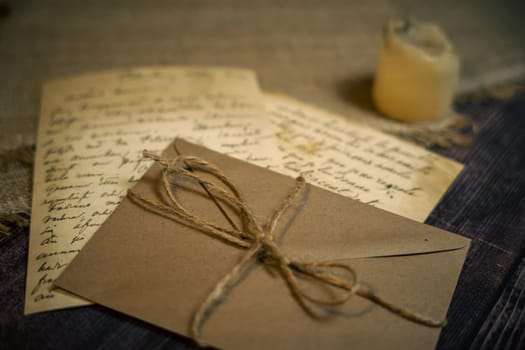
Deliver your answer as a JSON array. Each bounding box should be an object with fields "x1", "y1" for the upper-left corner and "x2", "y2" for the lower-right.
[{"x1": 55, "y1": 139, "x2": 470, "y2": 350}]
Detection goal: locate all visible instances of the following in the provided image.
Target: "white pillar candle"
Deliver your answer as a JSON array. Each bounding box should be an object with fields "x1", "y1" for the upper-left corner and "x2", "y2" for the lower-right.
[{"x1": 372, "y1": 19, "x2": 460, "y2": 122}]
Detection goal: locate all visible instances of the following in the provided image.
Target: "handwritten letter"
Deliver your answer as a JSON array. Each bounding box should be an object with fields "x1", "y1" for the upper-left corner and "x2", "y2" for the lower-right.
[
  {"x1": 264, "y1": 94, "x2": 463, "y2": 222},
  {"x1": 26, "y1": 67, "x2": 280, "y2": 313},
  {"x1": 27, "y1": 68, "x2": 463, "y2": 314}
]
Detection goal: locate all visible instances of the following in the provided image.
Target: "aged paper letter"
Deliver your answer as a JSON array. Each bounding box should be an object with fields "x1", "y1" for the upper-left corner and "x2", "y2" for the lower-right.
[
  {"x1": 26, "y1": 67, "x2": 279, "y2": 313},
  {"x1": 264, "y1": 93, "x2": 463, "y2": 222}
]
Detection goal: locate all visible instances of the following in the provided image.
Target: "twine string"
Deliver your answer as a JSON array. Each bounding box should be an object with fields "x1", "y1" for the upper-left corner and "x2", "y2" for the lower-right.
[{"x1": 127, "y1": 150, "x2": 446, "y2": 344}]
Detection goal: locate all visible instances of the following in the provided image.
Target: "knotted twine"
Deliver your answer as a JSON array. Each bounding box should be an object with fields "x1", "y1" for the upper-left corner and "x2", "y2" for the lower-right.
[{"x1": 127, "y1": 150, "x2": 445, "y2": 344}]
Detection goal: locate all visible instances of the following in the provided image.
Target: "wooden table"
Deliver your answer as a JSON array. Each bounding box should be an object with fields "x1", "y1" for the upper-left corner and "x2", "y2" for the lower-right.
[{"x1": 1, "y1": 1, "x2": 525, "y2": 349}]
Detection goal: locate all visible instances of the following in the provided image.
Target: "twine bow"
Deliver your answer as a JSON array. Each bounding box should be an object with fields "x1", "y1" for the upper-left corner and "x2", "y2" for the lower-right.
[{"x1": 127, "y1": 150, "x2": 445, "y2": 344}]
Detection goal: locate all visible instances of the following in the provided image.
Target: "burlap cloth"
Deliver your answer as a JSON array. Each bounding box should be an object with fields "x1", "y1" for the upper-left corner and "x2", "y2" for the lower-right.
[{"x1": 1, "y1": 0, "x2": 525, "y2": 223}]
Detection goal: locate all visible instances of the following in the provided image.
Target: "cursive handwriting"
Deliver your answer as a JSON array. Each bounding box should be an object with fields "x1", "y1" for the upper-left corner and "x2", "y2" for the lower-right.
[
  {"x1": 25, "y1": 66, "x2": 281, "y2": 314},
  {"x1": 265, "y1": 94, "x2": 463, "y2": 222}
]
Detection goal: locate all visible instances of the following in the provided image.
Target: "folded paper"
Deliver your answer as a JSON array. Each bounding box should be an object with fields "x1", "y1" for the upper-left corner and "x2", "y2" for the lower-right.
[
  {"x1": 27, "y1": 64, "x2": 463, "y2": 314},
  {"x1": 127, "y1": 147, "x2": 444, "y2": 342},
  {"x1": 25, "y1": 66, "x2": 280, "y2": 314},
  {"x1": 56, "y1": 140, "x2": 470, "y2": 350}
]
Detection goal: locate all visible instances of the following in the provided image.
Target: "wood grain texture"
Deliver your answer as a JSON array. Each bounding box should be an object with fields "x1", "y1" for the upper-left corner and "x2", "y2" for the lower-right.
[
  {"x1": 1, "y1": 95, "x2": 524, "y2": 349},
  {"x1": 473, "y1": 256, "x2": 525, "y2": 350},
  {"x1": 430, "y1": 95, "x2": 525, "y2": 349},
  {"x1": 1, "y1": 1, "x2": 525, "y2": 348}
]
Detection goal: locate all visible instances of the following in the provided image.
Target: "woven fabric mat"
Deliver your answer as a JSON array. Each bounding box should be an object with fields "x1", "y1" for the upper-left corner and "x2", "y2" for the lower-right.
[
  {"x1": 1, "y1": 0, "x2": 525, "y2": 218},
  {"x1": 0, "y1": 165, "x2": 31, "y2": 214},
  {"x1": 2, "y1": 4, "x2": 525, "y2": 348},
  {"x1": 1, "y1": 0, "x2": 525, "y2": 146},
  {"x1": 2, "y1": 88, "x2": 524, "y2": 350}
]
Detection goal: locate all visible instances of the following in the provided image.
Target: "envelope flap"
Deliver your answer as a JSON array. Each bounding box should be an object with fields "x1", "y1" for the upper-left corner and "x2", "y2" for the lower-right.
[
  {"x1": 278, "y1": 184, "x2": 469, "y2": 260},
  {"x1": 55, "y1": 139, "x2": 470, "y2": 350},
  {"x1": 174, "y1": 140, "x2": 470, "y2": 261}
]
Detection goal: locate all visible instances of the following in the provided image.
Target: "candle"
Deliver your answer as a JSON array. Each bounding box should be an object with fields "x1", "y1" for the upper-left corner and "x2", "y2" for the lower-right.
[{"x1": 372, "y1": 19, "x2": 460, "y2": 122}]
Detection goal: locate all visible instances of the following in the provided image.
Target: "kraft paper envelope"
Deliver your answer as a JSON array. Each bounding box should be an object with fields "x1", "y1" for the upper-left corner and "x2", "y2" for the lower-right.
[{"x1": 56, "y1": 139, "x2": 470, "y2": 350}]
